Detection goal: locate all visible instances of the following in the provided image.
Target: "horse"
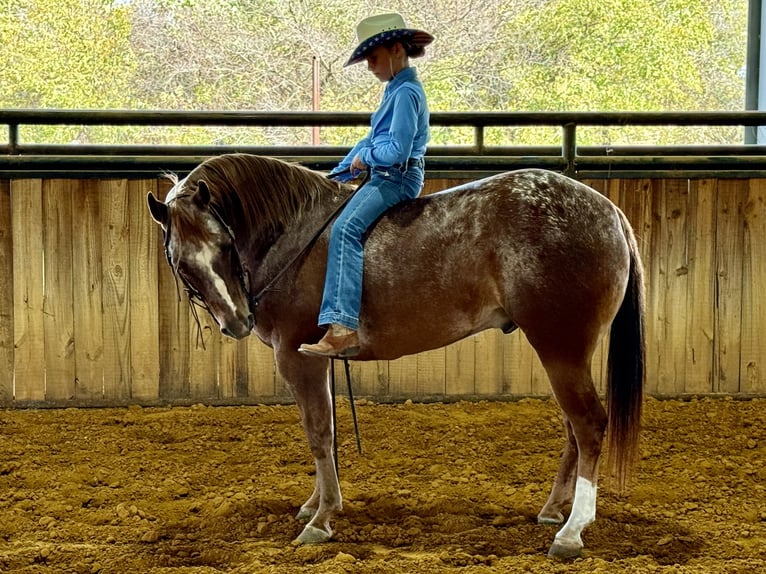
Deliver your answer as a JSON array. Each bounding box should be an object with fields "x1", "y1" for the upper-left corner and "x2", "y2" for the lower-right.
[{"x1": 146, "y1": 153, "x2": 645, "y2": 560}]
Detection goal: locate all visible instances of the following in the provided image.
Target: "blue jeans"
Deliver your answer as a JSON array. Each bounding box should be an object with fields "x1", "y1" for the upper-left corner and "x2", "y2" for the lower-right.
[{"x1": 318, "y1": 166, "x2": 424, "y2": 330}]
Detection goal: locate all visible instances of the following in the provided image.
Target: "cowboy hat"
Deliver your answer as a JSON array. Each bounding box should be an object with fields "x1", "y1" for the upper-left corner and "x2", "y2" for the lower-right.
[{"x1": 344, "y1": 13, "x2": 434, "y2": 67}]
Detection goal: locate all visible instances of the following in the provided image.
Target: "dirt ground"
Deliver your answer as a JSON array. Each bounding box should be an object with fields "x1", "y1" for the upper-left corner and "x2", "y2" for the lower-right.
[{"x1": 0, "y1": 396, "x2": 763, "y2": 574}]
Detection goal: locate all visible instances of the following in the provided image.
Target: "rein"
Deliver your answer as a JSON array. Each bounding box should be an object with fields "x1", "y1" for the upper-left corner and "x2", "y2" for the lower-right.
[
  {"x1": 331, "y1": 357, "x2": 363, "y2": 479},
  {"x1": 245, "y1": 167, "x2": 368, "y2": 476},
  {"x1": 246, "y1": 168, "x2": 369, "y2": 476},
  {"x1": 250, "y1": 169, "x2": 369, "y2": 310},
  {"x1": 164, "y1": 169, "x2": 367, "y2": 469}
]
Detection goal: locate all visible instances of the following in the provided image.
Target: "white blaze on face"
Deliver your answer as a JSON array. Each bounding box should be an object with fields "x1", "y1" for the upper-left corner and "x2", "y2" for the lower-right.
[{"x1": 191, "y1": 243, "x2": 240, "y2": 317}]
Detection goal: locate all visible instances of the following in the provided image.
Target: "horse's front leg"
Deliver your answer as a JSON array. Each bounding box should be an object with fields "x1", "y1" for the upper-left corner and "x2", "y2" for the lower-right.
[{"x1": 276, "y1": 348, "x2": 341, "y2": 544}]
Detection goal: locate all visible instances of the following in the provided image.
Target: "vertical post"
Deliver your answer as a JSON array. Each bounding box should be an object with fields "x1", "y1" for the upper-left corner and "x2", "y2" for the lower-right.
[
  {"x1": 473, "y1": 125, "x2": 484, "y2": 154},
  {"x1": 745, "y1": 0, "x2": 762, "y2": 143},
  {"x1": 8, "y1": 123, "x2": 18, "y2": 154},
  {"x1": 562, "y1": 123, "x2": 577, "y2": 177},
  {"x1": 312, "y1": 56, "x2": 321, "y2": 145}
]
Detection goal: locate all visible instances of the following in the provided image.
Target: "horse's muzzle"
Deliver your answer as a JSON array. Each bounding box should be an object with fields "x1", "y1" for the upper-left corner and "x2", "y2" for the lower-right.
[{"x1": 220, "y1": 313, "x2": 255, "y2": 340}]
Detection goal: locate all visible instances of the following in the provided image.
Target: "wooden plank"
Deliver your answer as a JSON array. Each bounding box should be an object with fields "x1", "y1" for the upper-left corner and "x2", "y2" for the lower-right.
[
  {"x1": 234, "y1": 340, "x2": 251, "y2": 398},
  {"x1": 713, "y1": 179, "x2": 745, "y2": 393},
  {"x1": 685, "y1": 179, "x2": 716, "y2": 393},
  {"x1": 619, "y1": 179, "x2": 654, "y2": 273},
  {"x1": 600, "y1": 178, "x2": 625, "y2": 394},
  {"x1": 247, "y1": 339, "x2": 277, "y2": 400},
  {"x1": 498, "y1": 335, "x2": 515, "y2": 396},
  {"x1": 218, "y1": 336, "x2": 237, "y2": 399},
  {"x1": 445, "y1": 337, "x2": 476, "y2": 396},
  {"x1": 388, "y1": 353, "x2": 419, "y2": 398},
  {"x1": 6, "y1": 173, "x2": 766, "y2": 404},
  {"x1": 156, "y1": 178, "x2": 190, "y2": 400},
  {"x1": 11, "y1": 179, "x2": 46, "y2": 401},
  {"x1": 422, "y1": 178, "x2": 450, "y2": 197},
  {"x1": 128, "y1": 179, "x2": 160, "y2": 401},
  {"x1": 273, "y1": 348, "x2": 293, "y2": 401},
  {"x1": 741, "y1": 178, "x2": 766, "y2": 393},
  {"x1": 499, "y1": 333, "x2": 515, "y2": 396},
  {"x1": 348, "y1": 359, "x2": 388, "y2": 399},
  {"x1": 187, "y1": 311, "x2": 221, "y2": 400},
  {"x1": 223, "y1": 338, "x2": 250, "y2": 399},
  {"x1": 416, "y1": 347, "x2": 446, "y2": 397},
  {"x1": 72, "y1": 180, "x2": 105, "y2": 400},
  {"x1": 0, "y1": 180, "x2": 13, "y2": 402},
  {"x1": 473, "y1": 330, "x2": 504, "y2": 396},
  {"x1": 158, "y1": 292, "x2": 191, "y2": 399},
  {"x1": 658, "y1": 179, "x2": 689, "y2": 395},
  {"x1": 42, "y1": 180, "x2": 76, "y2": 400},
  {"x1": 100, "y1": 179, "x2": 131, "y2": 400},
  {"x1": 644, "y1": 179, "x2": 667, "y2": 395}
]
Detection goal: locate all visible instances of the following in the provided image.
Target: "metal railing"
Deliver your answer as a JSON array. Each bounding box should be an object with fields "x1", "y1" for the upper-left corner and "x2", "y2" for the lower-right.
[{"x1": 2, "y1": 109, "x2": 766, "y2": 178}]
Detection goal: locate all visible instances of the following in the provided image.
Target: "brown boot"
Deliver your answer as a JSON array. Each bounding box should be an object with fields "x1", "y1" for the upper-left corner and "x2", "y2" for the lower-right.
[{"x1": 298, "y1": 324, "x2": 360, "y2": 358}]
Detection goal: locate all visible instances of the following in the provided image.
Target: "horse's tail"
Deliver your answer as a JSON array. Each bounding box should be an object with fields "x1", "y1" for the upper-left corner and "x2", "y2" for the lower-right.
[{"x1": 607, "y1": 208, "x2": 646, "y2": 491}]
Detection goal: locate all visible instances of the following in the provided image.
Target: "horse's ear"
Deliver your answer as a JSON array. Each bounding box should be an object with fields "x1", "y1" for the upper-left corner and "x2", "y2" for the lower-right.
[
  {"x1": 147, "y1": 192, "x2": 168, "y2": 227},
  {"x1": 195, "y1": 180, "x2": 211, "y2": 206}
]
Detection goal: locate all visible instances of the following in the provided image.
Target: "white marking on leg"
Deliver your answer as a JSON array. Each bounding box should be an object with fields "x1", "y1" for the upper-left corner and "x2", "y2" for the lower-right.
[
  {"x1": 554, "y1": 476, "x2": 597, "y2": 547},
  {"x1": 313, "y1": 456, "x2": 342, "y2": 514},
  {"x1": 298, "y1": 456, "x2": 342, "y2": 542}
]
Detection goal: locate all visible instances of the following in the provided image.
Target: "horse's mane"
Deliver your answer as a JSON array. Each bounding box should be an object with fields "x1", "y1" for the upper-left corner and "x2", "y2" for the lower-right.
[{"x1": 183, "y1": 153, "x2": 339, "y2": 239}]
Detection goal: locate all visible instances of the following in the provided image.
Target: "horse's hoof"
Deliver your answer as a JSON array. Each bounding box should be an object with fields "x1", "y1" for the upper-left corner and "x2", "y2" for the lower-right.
[
  {"x1": 294, "y1": 524, "x2": 332, "y2": 545},
  {"x1": 537, "y1": 512, "x2": 565, "y2": 525},
  {"x1": 295, "y1": 507, "x2": 316, "y2": 522},
  {"x1": 547, "y1": 539, "x2": 583, "y2": 561}
]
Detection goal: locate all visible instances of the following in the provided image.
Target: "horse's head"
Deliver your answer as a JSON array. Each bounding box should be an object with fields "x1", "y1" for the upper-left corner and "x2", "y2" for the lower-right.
[{"x1": 147, "y1": 179, "x2": 255, "y2": 339}]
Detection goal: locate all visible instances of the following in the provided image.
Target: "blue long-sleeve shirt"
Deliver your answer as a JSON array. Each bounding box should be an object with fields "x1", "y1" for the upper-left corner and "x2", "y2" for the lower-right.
[{"x1": 333, "y1": 67, "x2": 429, "y2": 178}]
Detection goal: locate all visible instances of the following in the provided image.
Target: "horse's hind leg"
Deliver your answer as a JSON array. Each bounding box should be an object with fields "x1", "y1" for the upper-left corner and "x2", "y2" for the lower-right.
[
  {"x1": 541, "y1": 359, "x2": 607, "y2": 560},
  {"x1": 538, "y1": 418, "x2": 577, "y2": 525}
]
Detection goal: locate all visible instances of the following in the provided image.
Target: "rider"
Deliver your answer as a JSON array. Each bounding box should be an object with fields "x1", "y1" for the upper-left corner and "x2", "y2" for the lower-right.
[{"x1": 299, "y1": 13, "x2": 433, "y2": 358}]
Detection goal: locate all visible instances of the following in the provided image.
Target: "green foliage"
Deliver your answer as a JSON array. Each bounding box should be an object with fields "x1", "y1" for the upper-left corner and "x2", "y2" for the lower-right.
[
  {"x1": 0, "y1": 0, "x2": 748, "y2": 146},
  {"x1": 497, "y1": 0, "x2": 746, "y2": 144},
  {"x1": 0, "y1": 0, "x2": 135, "y2": 106},
  {"x1": 505, "y1": 0, "x2": 713, "y2": 111}
]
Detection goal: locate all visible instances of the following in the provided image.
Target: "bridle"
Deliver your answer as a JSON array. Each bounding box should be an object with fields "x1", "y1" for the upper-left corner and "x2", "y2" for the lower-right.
[
  {"x1": 164, "y1": 169, "x2": 367, "y2": 331},
  {"x1": 162, "y1": 196, "x2": 252, "y2": 346},
  {"x1": 163, "y1": 174, "x2": 366, "y2": 458}
]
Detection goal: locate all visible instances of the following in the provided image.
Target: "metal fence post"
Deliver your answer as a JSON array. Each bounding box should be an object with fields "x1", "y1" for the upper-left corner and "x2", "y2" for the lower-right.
[{"x1": 562, "y1": 122, "x2": 576, "y2": 177}]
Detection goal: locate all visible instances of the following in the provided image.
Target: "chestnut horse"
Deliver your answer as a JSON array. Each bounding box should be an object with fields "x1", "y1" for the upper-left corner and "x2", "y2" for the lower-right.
[{"x1": 147, "y1": 153, "x2": 645, "y2": 560}]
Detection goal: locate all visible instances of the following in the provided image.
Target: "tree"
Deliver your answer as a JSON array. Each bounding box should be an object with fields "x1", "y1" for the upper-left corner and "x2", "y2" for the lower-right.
[
  {"x1": 0, "y1": 0, "x2": 135, "y2": 142},
  {"x1": 0, "y1": 0, "x2": 748, "y2": 146},
  {"x1": 496, "y1": 0, "x2": 747, "y2": 144}
]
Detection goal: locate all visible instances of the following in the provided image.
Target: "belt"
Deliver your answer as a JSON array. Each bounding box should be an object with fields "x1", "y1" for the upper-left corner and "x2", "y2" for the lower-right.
[{"x1": 393, "y1": 157, "x2": 425, "y2": 170}]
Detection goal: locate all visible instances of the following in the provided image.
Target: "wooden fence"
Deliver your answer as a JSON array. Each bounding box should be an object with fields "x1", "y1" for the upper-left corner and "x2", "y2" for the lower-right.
[{"x1": 0, "y1": 175, "x2": 764, "y2": 407}]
